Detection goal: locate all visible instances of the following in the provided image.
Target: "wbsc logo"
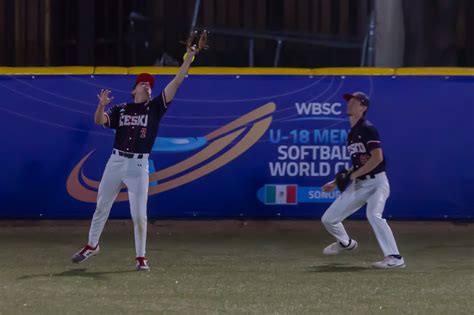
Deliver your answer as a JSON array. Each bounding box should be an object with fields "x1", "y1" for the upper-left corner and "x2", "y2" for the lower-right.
[{"x1": 295, "y1": 102, "x2": 342, "y2": 116}]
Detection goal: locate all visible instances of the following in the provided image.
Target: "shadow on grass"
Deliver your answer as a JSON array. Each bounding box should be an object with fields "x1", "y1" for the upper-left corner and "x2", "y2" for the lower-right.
[
  {"x1": 18, "y1": 268, "x2": 136, "y2": 280},
  {"x1": 305, "y1": 263, "x2": 374, "y2": 273}
]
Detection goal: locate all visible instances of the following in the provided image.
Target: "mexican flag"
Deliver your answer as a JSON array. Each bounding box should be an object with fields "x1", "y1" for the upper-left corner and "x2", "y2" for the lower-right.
[{"x1": 265, "y1": 185, "x2": 297, "y2": 205}]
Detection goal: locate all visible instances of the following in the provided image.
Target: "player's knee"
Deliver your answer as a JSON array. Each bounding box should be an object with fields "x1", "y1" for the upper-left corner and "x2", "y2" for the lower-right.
[
  {"x1": 94, "y1": 204, "x2": 108, "y2": 214},
  {"x1": 321, "y1": 212, "x2": 337, "y2": 226},
  {"x1": 366, "y1": 211, "x2": 383, "y2": 224},
  {"x1": 95, "y1": 196, "x2": 114, "y2": 212},
  {"x1": 133, "y1": 213, "x2": 147, "y2": 224}
]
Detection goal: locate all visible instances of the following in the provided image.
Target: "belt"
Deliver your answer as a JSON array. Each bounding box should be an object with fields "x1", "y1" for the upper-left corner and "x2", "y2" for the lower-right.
[
  {"x1": 358, "y1": 172, "x2": 384, "y2": 181},
  {"x1": 113, "y1": 149, "x2": 144, "y2": 159}
]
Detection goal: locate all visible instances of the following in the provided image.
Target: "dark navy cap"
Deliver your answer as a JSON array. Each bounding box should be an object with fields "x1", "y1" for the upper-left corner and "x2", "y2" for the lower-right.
[{"x1": 343, "y1": 91, "x2": 370, "y2": 106}]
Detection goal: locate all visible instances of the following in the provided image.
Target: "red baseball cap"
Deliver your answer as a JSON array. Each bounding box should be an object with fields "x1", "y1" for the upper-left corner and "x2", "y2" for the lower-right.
[{"x1": 134, "y1": 73, "x2": 155, "y2": 89}]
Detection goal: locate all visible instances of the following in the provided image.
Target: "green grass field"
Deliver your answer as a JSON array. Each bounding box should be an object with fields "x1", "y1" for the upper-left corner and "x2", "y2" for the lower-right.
[{"x1": 0, "y1": 220, "x2": 472, "y2": 314}]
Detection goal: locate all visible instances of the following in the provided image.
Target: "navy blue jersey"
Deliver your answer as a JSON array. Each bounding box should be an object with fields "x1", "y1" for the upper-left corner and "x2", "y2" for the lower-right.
[
  {"x1": 104, "y1": 91, "x2": 169, "y2": 154},
  {"x1": 347, "y1": 118, "x2": 386, "y2": 178}
]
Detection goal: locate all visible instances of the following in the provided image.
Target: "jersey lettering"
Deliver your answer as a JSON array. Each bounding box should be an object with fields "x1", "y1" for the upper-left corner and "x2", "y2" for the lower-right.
[
  {"x1": 119, "y1": 114, "x2": 148, "y2": 127},
  {"x1": 347, "y1": 143, "x2": 366, "y2": 154}
]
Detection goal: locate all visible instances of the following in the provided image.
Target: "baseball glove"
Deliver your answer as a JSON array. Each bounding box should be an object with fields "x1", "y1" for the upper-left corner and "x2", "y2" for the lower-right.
[
  {"x1": 181, "y1": 30, "x2": 209, "y2": 53},
  {"x1": 335, "y1": 169, "x2": 352, "y2": 192}
]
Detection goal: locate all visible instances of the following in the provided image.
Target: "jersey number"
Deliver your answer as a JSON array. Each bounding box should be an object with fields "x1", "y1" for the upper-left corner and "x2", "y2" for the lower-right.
[{"x1": 140, "y1": 128, "x2": 147, "y2": 138}]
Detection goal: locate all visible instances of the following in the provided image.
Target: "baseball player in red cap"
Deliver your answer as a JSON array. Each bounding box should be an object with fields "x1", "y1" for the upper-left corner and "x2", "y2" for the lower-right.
[{"x1": 72, "y1": 31, "x2": 208, "y2": 271}]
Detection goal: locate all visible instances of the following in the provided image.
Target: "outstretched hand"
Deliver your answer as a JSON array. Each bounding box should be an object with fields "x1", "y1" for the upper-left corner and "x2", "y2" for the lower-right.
[
  {"x1": 166, "y1": 30, "x2": 209, "y2": 102},
  {"x1": 97, "y1": 89, "x2": 114, "y2": 107}
]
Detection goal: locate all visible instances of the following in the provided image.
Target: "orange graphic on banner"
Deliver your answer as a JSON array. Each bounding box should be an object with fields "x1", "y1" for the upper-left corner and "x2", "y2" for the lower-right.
[{"x1": 67, "y1": 102, "x2": 275, "y2": 202}]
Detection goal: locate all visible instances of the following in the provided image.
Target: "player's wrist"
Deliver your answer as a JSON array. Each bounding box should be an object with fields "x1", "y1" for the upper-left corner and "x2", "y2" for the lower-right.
[{"x1": 183, "y1": 51, "x2": 196, "y2": 63}]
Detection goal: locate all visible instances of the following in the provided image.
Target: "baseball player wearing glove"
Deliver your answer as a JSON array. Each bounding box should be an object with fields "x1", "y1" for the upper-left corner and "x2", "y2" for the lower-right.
[
  {"x1": 335, "y1": 168, "x2": 352, "y2": 192},
  {"x1": 320, "y1": 92, "x2": 405, "y2": 269},
  {"x1": 71, "y1": 31, "x2": 208, "y2": 271}
]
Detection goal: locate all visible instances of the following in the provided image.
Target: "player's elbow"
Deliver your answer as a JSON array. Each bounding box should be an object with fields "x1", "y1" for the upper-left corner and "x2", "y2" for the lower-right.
[
  {"x1": 173, "y1": 76, "x2": 185, "y2": 85},
  {"x1": 94, "y1": 113, "x2": 108, "y2": 125},
  {"x1": 164, "y1": 83, "x2": 179, "y2": 103},
  {"x1": 370, "y1": 149, "x2": 384, "y2": 163},
  {"x1": 94, "y1": 117, "x2": 106, "y2": 125},
  {"x1": 374, "y1": 154, "x2": 384, "y2": 164}
]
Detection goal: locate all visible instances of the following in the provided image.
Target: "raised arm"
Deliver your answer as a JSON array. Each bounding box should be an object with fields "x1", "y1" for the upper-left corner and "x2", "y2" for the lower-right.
[
  {"x1": 94, "y1": 89, "x2": 114, "y2": 125},
  {"x1": 164, "y1": 31, "x2": 208, "y2": 103}
]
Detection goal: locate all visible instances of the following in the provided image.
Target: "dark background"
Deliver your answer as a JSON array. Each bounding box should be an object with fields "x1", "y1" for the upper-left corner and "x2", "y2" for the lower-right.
[{"x1": 0, "y1": 0, "x2": 472, "y2": 67}]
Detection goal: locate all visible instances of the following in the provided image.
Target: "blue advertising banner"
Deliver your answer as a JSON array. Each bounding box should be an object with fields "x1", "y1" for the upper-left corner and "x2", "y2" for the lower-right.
[{"x1": 0, "y1": 73, "x2": 472, "y2": 219}]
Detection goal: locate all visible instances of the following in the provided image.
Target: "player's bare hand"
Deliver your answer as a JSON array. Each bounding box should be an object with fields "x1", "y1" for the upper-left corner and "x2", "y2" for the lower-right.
[
  {"x1": 97, "y1": 89, "x2": 114, "y2": 107},
  {"x1": 322, "y1": 180, "x2": 337, "y2": 192}
]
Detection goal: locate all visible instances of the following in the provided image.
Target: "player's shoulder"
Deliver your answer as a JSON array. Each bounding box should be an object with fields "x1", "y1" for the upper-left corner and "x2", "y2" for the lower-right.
[
  {"x1": 113, "y1": 102, "x2": 128, "y2": 109},
  {"x1": 151, "y1": 91, "x2": 166, "y2": 103},
  {"x1": 361, "y1": 119, "x2": 380, "y2": 134},
  {"x1": 107, "y1": 102, "x2": 127, "y2": 113}
]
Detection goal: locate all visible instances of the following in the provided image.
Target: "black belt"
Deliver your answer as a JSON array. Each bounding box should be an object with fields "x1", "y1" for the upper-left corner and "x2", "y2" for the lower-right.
[
  {"x1": 113, "y1": 149, "x2": 144, "y2": 159},
  {"x1": 358, "y1": 172, "x2": 383, "y2": 181},
  {"x1": 358, "y1": 174, "x2": 376, "y2": 180}
]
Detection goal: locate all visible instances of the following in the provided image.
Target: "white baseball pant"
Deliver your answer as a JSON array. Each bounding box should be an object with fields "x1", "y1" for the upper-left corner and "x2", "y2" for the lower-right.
[
  {"x1": 87, "y1": 151, "x2": 149, "y2": 257},
  {"x1": 321, "y1": 172, "x2": 401, "y2": 256}
]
